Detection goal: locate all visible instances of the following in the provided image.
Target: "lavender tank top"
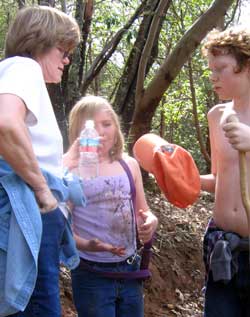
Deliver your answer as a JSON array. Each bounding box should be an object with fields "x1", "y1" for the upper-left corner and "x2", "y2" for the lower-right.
[{"x1": 72, "y1": 172, "x2": 137, "y2": 262}]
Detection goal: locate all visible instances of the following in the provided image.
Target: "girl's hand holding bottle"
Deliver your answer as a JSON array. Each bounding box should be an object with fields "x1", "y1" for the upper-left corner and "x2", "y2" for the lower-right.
[{"x1": 63, "y1": 138, "x2": 80, "y2": 172}]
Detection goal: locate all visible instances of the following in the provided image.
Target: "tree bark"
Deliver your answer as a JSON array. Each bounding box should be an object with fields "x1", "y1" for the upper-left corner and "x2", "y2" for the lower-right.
[
  {"x1": 114, "y1": 0, "x2": 170, "y2": 135},
  {"x1": 135, "y1": 0, "x2": 171, "y2": 106},
  {"x1": 62, "y1": 0, "x2": 94, "y2": 116},
  {"x1": 17, "y1": 0, "x2": 25, "y2": 9},
  {"x1": 80, "y1": 0, "x2": 146, "y2": 95},
  {"x1": 47, "y1": 84, "x2": 69, "y2": 151},
  {"x1": 78, "y1": 0, "x2": 94, "y2": 89},
  {"x1": 188, "y1": 59, "x2": 210, "y2": 164},
  {"x1": 38, "y1": 0, "x2": 55, "y2": 6}
]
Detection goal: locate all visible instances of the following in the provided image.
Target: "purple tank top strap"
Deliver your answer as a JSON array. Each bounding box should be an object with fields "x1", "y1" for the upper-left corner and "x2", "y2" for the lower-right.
[
  {"x1": 118, "y1": 158, "x2": 154, "y2": 271},
  {"x1": 118, "y1": 159, "x2": 136, "y2": 207}
]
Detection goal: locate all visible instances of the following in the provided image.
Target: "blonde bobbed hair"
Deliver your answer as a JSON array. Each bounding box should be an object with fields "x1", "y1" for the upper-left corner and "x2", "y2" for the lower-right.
[
  {"x1": 5, "y1": 5, "x2": 80, "y2": 58},
  {"x1": 69, "y1": 96, "x2": 124, "y2": 162}
]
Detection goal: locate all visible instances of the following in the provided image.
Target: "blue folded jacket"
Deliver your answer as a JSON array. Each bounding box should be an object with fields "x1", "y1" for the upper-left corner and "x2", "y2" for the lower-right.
[{"x1": 0, "y1": 160, "x2": 86, "y2": 316}]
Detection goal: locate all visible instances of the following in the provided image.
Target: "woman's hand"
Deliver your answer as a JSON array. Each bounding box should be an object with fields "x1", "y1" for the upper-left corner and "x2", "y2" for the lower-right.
[
  {"x1": 137, "y1": 209, "x2": 158, "y2": 243},
  {"x1": 34, "y1": 185, "x2": 58, "y2": 213}
]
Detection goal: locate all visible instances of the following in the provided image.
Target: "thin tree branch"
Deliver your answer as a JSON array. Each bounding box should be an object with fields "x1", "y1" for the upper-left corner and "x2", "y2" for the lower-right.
[
  {"x1": 135, "y1": 0, "x2": 171, "y2": 106},
  {"x1": 188, "y1": 59, "x2": 210, "y2": 163},
  {"x1": 80, "y1": 0, "x2": 147, "y2": 95}
]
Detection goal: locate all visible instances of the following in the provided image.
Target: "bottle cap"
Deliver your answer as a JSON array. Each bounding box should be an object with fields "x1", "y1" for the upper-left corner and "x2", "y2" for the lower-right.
[{"x1": 85, "y1": 120, "x2": 95, "y2": 128}]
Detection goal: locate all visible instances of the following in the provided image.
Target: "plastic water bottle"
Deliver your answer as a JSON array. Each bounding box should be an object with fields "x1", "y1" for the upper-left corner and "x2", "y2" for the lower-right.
[{"x1": 78, "y1": 120, "x2": 99, "y2": 179}]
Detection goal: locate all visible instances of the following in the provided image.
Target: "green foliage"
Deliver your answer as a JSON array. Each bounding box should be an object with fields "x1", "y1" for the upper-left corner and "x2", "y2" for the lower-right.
[
  {"x1": 84, "y1": 0, "x2": 141, "y2": 96},
  {"x1": 0, "y1": 1, "x2": 18, "y2": 58}
]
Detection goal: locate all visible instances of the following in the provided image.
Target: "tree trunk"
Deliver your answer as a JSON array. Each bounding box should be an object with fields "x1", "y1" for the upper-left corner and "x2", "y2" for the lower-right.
[
  {"x1": 135, "y1": 0, "x2": 171, "y2": 106},
  {"x1": 62, "y1": 0, "x2": 94, "y2": 117},
  {"x1": 47, "y1": 84, "x2": 69, "y2": 151},
  {"x1": 128, "y1": 0, "x2": 235, "y2": 150},
  {"x1": 187, "y1": 59, "x2": 210, "y2": 164},
  {"x1": 38, "y1": 0, "x2": 55, "y2": 6},
  {"x1": 80, "y1": 0, "x2": 146, "y2": 96},
  {"x1": 114, "y1": 0, "x2": 171, "y2": 136},
  {"x1": 17, "y1": 0, "x2": 25, "y2": 9}
]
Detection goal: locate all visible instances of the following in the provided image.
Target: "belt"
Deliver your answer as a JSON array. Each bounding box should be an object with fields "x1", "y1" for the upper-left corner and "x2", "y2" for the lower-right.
[
  {"x1": 80, "y1": 254, "x2": 137, "y2": 268},
  {"x1": 235, "y1": 238, "x2": 250, "y2": 252},
  {"x1": 78, "y1": 256, "x2": 151, "y2": 280}
]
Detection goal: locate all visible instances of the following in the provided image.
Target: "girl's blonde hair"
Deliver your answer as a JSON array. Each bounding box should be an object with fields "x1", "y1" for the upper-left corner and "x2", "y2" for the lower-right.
[
  {"x1": 202, "y1": 27, "x2": 250, "y2": 72},
  {"x1": 69, "y1": 96, "x2": 124, "y2": 161},
  {"x1": 5, "y1": 5, "x2": 80, "y2": 58}
]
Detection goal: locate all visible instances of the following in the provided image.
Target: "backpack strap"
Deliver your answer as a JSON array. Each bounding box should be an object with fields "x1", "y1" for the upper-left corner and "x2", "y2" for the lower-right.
[
  {"x1": 118, "y1": 159, "x2": 154, "y2": 271},
  {"x1": 118, "y1": 159, "x2": 136, "y2": 207}
]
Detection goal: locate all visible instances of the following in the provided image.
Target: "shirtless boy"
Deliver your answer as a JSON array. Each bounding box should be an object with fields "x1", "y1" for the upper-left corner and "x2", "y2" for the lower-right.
[{"x1": 201, "y1": 27, "x2": 250, "y2": 317}]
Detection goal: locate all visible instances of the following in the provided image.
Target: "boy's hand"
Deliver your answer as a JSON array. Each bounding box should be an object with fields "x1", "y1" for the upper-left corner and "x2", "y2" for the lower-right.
[{"x1": 223, "y1": 122, "x2": 250, "y2": 152}]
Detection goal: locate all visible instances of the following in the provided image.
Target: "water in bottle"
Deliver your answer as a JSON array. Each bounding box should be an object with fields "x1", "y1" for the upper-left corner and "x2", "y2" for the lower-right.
[{"x1": 79, "y1": 120, "x2": 99, "y2": 179}]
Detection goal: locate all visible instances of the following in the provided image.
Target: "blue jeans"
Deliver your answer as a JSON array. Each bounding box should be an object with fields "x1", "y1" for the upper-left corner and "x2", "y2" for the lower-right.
[
  {"x1": 204, "y1": 251, "x2": 250, "y2": 317},
  {"x1": 11, "y1": 208, "x2": 66, "y2": 317},
  {"x1": 71, "y1": 256, "x2": 144, "y2": 317}
]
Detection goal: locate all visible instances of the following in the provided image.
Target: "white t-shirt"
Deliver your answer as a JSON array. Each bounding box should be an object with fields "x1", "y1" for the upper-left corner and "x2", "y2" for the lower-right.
[{"x1": 0, "y1": 56, "x2": 63, "y2": 177}]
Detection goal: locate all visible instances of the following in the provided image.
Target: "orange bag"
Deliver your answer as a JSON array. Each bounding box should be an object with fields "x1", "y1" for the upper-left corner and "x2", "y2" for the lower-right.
[{"x1": 133, "y1": 133, "x2": 200, "y2": 208}]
